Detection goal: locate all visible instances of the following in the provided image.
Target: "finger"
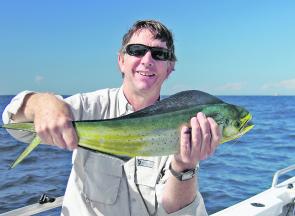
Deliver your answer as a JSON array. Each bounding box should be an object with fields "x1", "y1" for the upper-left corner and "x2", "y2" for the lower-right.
[
  {"x1": 190, "y1": 117, "x2": 202, "y2": 159},
  {"x1": 180, "y1": 125, "x2": 192, "y2": 163},
  {"x1": 197, "y1": 112, "x2": 211, "y2": 160},
  {"x1": 63, "y1": 125, "x2": 78, "y2": 150},
  {"x1": 51, "y1": 120, "x2": 77, "y2": 150},
  {"x1": 46, "y1": 121, "x2": 68, "y2": 149},
  {"x1": 51, "y1": 131, "x2": 67, "y2": 149},
  {"x1": 39, "y1": 132, "x2": 54, "y2": 145},
  {"x1": 35, "y1": 123, "x2": 54, "y2": 145},
  {"x1": 208, "y1": 117, "x2": 222, "y2": 155}
]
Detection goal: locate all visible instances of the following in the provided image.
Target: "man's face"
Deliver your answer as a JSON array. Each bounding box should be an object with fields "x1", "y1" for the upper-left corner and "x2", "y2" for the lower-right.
[{"x1": 118, "y1": 29, "x2": 174, "y2": 95}]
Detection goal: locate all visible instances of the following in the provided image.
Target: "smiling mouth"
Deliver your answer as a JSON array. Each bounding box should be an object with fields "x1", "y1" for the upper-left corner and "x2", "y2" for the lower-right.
[{"x1": 137, "y1": 71, "x2": 156, "y2": 77}]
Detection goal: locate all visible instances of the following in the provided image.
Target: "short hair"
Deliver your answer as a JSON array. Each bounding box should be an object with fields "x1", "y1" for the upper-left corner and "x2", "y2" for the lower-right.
[{"x1": 120, "y1": 20, "x2": 176, "y2": 61}]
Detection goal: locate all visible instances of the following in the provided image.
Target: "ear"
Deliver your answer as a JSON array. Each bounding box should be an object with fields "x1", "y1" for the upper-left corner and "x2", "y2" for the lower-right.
[
  {"x1": 118, "y1": 52, "x2": 125, "y2": 75},
  {"x1": 166, "y1": 61, "x2": 175, "y2": 77}
]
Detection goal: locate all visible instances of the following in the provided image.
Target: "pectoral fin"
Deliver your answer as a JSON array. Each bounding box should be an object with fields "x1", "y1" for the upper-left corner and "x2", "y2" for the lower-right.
[{"x1": 10, "y1": 136, "x2": 42, "y2": 169}]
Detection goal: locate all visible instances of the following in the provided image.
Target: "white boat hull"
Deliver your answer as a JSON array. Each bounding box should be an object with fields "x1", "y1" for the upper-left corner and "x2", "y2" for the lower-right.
[{"x1": 212, "y1": 165, "x2": 295, "y2": 216}]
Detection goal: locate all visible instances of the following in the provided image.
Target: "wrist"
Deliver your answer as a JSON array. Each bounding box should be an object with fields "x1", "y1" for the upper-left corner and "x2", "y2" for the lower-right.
[
  {"x1": 13, "y1": 92, "x2": 37, "y2": 121},
  {"x1": 22, "y1": 93, "x2": 57, "y2": 121},
  {"x1": 169, "y1": 163, "x2": 197, "y2": 181},
  {"x1": 23, "y1": 93, "x2": 43, "y2": 120},
  {"x1": 171, "y1": 158, "x2": 196, "y2": 172}
]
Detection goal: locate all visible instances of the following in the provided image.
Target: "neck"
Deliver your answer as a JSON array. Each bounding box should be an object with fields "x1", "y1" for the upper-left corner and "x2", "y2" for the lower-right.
[{"x1": 123, "y1": 86, "x2": 160, "y2": 111}]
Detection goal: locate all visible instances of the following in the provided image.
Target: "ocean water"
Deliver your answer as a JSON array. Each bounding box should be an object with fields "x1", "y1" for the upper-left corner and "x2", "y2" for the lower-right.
[{"x1": 0, "y1": 95, "x2": 295, "y2": 215}]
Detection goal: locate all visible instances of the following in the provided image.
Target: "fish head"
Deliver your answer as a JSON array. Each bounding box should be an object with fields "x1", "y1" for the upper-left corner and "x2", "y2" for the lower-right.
[
  {"x1": 218, "y1": 104, "x2": 254, "y2": 143},
  {"x1": 203, "y1": 104, "x2": 254, "y2": 144}
]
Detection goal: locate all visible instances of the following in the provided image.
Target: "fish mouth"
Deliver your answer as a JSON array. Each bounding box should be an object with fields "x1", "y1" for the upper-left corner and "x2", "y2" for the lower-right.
[
  {"x1": 221, "y1": 112, "x2": 254, "y2": 143},
  {"x1": 239, "y1": 112, "x2": 254, "y2": 134},
  {"x1": 235, "y1": 112, "x2": 254, "y2": 140}
]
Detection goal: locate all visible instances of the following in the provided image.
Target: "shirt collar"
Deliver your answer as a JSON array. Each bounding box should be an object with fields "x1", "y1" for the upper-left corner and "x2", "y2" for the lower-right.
[{"x1": 118, "y1": 86, "x2": 134, "y2": 116}]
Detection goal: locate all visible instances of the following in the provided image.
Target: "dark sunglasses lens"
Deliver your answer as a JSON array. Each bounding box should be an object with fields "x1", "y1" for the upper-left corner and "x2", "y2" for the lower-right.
[
  {"x1": 126, "y1": 44, "x2": 171, "y2": 61},
  {"x1": 126, "y1": 45, "x2": 147, "y2": 57},
  {"x1": 151, "y1": 48, "x2": 170, "y2": 60}
]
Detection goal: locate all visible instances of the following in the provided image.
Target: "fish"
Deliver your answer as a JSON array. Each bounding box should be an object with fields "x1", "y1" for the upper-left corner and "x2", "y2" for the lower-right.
[{"x1": 2, "y1": 90, "x2": 254, "y2": 168}]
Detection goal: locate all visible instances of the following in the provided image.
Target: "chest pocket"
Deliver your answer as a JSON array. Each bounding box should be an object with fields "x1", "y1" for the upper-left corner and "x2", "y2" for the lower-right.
[
  {"x1": 135, "y1": 159, "x2": 159, "y2": 187},
  {"x1": 82, "y1": 151, "x2": 124, "y2": 205},
  {"x1": 134, "y1": 157, "x2": 163, "y2": 213}
]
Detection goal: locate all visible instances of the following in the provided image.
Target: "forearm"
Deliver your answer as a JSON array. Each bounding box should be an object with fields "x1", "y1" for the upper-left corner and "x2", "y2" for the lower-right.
[
  {"x1": 12, "y1": 92, "x2": 37, "y2": 122},
  {"x1": 12, "y1": 92, "x2": 64, "y2": 122},
  {"x1": 161, "y1": 159, "x2": 197, "y2": 213}
]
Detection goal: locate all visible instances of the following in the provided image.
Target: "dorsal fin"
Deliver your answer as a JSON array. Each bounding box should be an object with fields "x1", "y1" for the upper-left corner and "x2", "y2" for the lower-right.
[{"x1": 120, "y1": 90, "x2": 223, "y2": 119}]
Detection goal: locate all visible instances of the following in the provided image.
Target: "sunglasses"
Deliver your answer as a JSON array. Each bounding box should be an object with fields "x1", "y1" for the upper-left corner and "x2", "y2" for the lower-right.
[{"x1": 124, "y1": 44, "x2": 172, "y2": 61}]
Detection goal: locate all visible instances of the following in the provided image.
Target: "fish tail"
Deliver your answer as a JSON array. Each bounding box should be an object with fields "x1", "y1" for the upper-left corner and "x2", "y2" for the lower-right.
[
  {"x1": 10, "y1": 136, "x2": 41, "y2": 169},
  {"x1": 2, "y1": 122, "x2": 35, "y2": 132}
]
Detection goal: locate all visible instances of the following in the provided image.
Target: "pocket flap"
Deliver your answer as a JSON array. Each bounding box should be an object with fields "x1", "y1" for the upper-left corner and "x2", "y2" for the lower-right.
[{"x1": 83, "y1": 152, "x2": 124, "y2": 205}]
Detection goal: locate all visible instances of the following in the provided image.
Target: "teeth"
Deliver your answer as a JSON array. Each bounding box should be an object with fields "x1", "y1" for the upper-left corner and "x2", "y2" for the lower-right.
[{"x1": 138, "y1": 71, "x2": 155, "y2": 77}]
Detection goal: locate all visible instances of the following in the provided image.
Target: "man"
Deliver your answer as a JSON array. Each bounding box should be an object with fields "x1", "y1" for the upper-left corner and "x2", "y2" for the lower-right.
[{"x1": 2, "y1": 20, "x2": 221, "y2": 215}]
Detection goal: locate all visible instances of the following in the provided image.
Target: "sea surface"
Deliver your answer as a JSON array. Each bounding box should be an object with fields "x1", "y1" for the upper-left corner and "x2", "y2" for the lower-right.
[{"x1": 0, "y1": 95, "x2": 295, "y2": 215}]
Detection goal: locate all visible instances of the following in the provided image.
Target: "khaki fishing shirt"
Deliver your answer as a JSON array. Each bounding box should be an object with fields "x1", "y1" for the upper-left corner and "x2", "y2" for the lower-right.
[{"x1": 2, "y1": 87, "x2": 207, "y2": 216}]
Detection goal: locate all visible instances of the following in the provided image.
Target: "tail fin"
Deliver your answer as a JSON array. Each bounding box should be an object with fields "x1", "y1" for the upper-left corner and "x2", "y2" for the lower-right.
[
  {"x1": 10, "y1": 136, "x2": 42, "y2": 168},
  {"x1": 1, "y1": 122, "x2": 39, "y2": 168},
  {"x1": 2, "y1": 122, "x2": 35, "y2": 132}
]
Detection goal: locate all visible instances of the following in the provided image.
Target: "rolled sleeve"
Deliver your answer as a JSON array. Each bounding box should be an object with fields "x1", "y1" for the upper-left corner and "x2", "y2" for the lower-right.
[
  {"x1": 2, "y1": 90, "x2": 35, "y2": 124},
  {"x1": 2, "y1": 91, "x2": 36, "y2": 143}
]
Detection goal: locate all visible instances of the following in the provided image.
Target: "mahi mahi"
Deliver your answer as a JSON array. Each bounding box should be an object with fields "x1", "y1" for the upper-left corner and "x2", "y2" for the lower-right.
[{"x1": 2, "y1": 90, "x2": 254, "y2": 168}]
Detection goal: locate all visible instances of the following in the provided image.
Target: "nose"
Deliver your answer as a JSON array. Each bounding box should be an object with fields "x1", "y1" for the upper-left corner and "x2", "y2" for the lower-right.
[{"x1": 140, "y1": 50, "x2": 154, "y2": 66}]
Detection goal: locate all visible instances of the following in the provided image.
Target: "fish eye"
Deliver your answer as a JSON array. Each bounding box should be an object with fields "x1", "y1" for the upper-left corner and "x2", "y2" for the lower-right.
[{"x1": 234, "y1": 121, "x2": 241, "y2": 128}]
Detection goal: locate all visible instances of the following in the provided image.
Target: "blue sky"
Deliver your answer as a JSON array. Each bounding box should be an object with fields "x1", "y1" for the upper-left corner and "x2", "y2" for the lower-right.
[{"x1": 0, "y1": 0, "x2": 294, "y2": 95}]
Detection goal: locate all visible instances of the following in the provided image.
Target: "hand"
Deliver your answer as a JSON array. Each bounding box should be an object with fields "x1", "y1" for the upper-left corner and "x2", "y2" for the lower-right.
[
  {"x1": 173, "y1": 112, "x2": 221, "y2": 171},
  {"x1": 26, "y1": 93, "x2": 78, "y2": 150}
]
